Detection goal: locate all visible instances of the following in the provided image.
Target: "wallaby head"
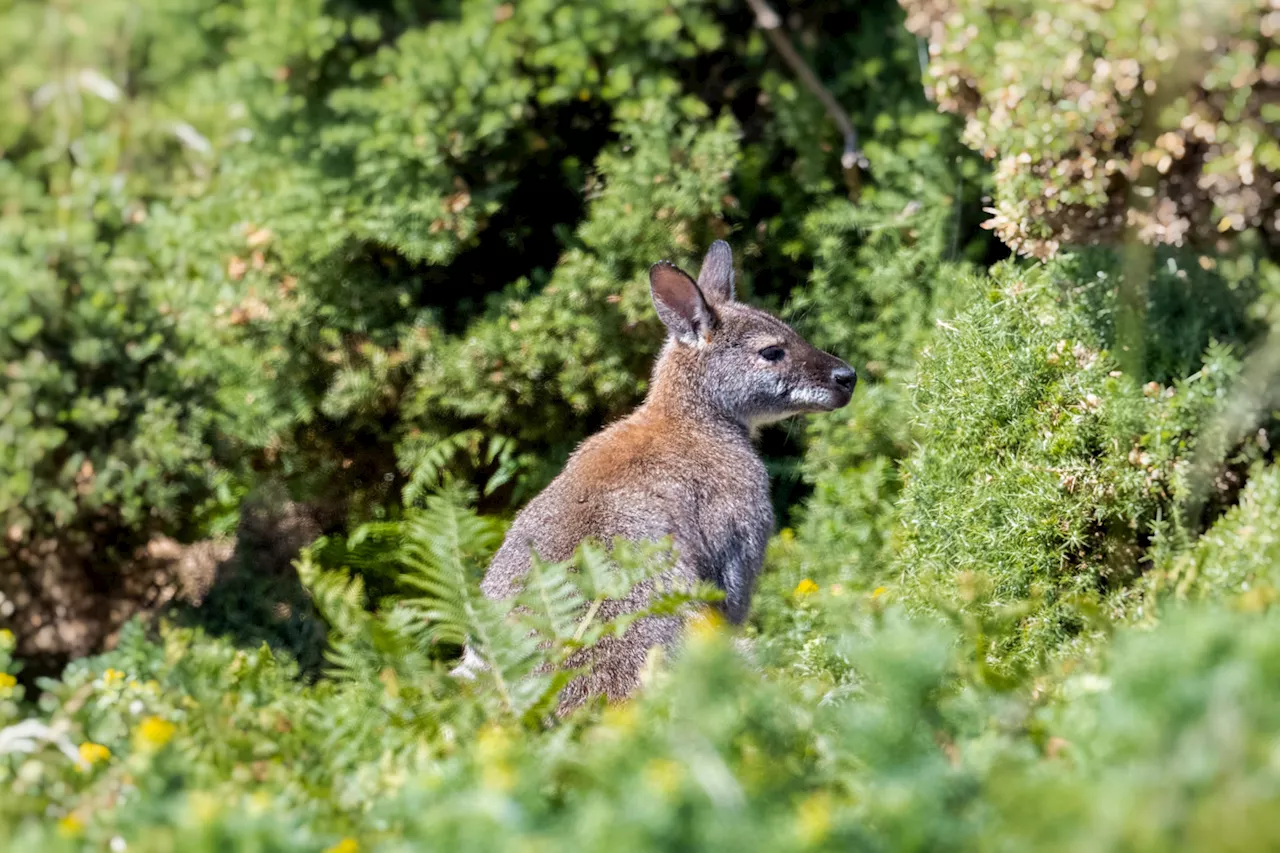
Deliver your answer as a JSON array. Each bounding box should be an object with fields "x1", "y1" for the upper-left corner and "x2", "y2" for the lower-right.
[{"x1": 647, "y1": 240, "x2": 856, "y2": 430}]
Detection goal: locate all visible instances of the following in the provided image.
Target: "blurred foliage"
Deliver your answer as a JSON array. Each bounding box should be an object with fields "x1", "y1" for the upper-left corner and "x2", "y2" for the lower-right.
[
  {"x1": 6, "y1": 512, "x2": 1280, "y2": 850},
  {"x1": 1151, "y1": 459, "x2": 1280, "y2": 607}
]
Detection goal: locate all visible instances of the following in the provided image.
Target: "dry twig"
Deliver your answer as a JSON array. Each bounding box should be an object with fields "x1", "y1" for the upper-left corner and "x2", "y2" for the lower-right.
[{"x1": 744, "y1": 0, "x2": 867, "y2": 197}]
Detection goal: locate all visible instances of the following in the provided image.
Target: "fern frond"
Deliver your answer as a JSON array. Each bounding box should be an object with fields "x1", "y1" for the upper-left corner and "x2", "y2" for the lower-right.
[
  {"x1": 396, "y1": 493, "x2": 502, "y2": 648},
  {"x1": 295, "y1": 544, "x2": 368, "y2": 641},
  {"x1": 402, "y1": 430, "x2": 531, "y2": 505},
  {"x1": 462, "y1": 595, "x2": 549, "y2": 717},
  {"x1": 574, "y1": 536, "x2": 679, "y2": 601},
  {"x1": 520, "y1": 553, "x2": 587, "y2": 642}
]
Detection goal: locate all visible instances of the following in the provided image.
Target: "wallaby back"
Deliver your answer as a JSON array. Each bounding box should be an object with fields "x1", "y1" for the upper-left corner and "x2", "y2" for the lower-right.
[{"x1": 461, "y1": 240, "x2": 856, "y2": 714}]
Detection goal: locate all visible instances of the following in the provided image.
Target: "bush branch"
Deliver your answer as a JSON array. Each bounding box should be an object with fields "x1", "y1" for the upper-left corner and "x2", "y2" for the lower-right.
[{"x1": 745, "y1": 0, "x2": 867, "y2": 197}]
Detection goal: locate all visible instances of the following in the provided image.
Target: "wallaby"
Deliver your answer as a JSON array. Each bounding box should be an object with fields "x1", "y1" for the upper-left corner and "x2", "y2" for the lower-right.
[{"x1": 453, "y1": 240, "x2": 855, "y2": 714}]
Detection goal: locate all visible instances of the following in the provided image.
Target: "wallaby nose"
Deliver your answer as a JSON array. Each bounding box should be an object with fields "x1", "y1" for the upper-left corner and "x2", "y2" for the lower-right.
[{"x1": 832, "y1": 364, "x2": 857, "y2": 392}]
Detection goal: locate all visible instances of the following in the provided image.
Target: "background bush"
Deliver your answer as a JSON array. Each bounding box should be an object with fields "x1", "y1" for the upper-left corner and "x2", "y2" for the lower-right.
[
  {"x1": 902, "y1": 0, "x2": 1279, "y2": 259},
  {"x1": 2, "y1": 0, "x2": 1278, "y2": 850}
]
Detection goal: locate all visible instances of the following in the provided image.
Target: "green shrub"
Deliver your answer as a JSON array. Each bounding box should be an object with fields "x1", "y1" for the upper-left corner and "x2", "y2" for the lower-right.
[
  {"x1": 1152, "y1": 460, "x2": 1280, "y2": 607},
  {"x1": 993, "y1": 605, "x2": 1280, "y2": 852},
  {"x1": 0, "y1": 247, "x2": 223, "y2": 551},
  {"x1": 769, "y1": 145, "x2": 986, "y2": 596},
  {"x1": 893, "y1": 255, "x2": 1256, "y2": 671}
]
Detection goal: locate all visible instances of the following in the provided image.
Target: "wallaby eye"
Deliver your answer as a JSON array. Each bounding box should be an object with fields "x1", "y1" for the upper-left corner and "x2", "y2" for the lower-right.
[{"x1": 759, "y1": 345, "x2": 786, "y2": 363}]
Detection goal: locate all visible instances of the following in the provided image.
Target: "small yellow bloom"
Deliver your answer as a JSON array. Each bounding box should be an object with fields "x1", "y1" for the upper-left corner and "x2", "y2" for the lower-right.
[
  {"x1": 795, "y1": 791, "x2": 833, "y2": 845},
  {"x1": 247, "y1": 790, "x2": 272, "y2": 816},
  {"x1": 135, "y1": 715, "x2": 176, "y2": 750},
  {"x1": 475, "y1": 730, "x2": 517, "y2": 791},
  {"x1": 793, "y1": 579, "x2": 820, "y2": 597},
  {"x1": 475, "y1": 723, "x2": 512, "y2": 759},
  {"x1": 871, "y1": 586, "x2": 889, "y2": 599},
  {"x1": 188, "y1": 791, "x2": 221, "y2": 823},
  {"x1": 687, "y1": 608, "x2": 724, "y2": 641},
  {"x1": 1238, "y1": 585, "x2": 1276, "y2": 613},
  {"x1": 0, "y1": 628, "x2": 14, "y2": 651},
  {"x1": 102, "y1": 668, "x2": 126, "y2": 688},
  {"x1": 0, "y1": 672, "x2": 16, "y2": 691},
  {"x1": 601, "y1": 702, "x2": 638, "y2": 733},
  {"x1": 78, "y1": 742, "x2": 111, "y2": 766},
  {"x1": 57, "y1": 814, "x2": 84, "y2": 838},
  {"x1": 643, "y1": 758, "x2": 683, "y2": 796},
  {"x1": 482, "y1": 761, "x2": 517, "y2": 792},
  {"x1": 324, "y1": 839, "x2": 360, "y2": 853}
]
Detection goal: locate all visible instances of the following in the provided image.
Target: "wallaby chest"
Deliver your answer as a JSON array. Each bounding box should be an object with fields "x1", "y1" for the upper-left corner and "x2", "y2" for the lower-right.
[{"x1": 567, "y1": 421, "x2": 772, "y2": 621}]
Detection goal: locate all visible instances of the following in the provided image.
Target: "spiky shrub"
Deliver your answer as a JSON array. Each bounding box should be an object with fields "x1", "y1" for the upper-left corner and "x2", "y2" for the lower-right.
[
  {"x1": 1150, "y1": 460, "x2": 1280, "y2": 607},
  {"x1": 892, "y1": 252, "x2": 1263, "y2": 672},
  {"x1": 0, "y1": 0, "x2": 968, "y2": 525},
  {"x1": 901, "y1": 0, "x2": 1279, "y2": 258},
  {"x1": 765, "y1": 143, "x2": 986, "y2": 599}
]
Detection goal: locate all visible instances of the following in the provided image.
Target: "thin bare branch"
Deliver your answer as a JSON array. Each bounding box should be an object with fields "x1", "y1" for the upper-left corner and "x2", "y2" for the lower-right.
[{"x1": 744, "y1": 0, "x2": 867, "y2": 197}]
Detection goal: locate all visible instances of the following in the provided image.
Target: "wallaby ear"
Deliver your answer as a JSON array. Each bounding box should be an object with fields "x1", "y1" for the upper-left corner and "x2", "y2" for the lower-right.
[
  {"x1": 697, "y1": 240, "x2": 735, "y2": 304},
  {"x1": 649, "y1": 260, "x2": 716, "y2": 343}
]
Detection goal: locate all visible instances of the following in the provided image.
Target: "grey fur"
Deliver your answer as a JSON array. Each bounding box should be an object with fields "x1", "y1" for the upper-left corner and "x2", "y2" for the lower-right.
[{"x1": 456, "y1": 240, "x2": 855, "y2": 715}]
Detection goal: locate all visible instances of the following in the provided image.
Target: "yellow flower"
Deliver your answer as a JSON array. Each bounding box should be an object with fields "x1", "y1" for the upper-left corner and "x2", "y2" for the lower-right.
[
  {"x1": 475, "y1": 723, "x2": 512, "y2": 758},
  {"x1": 57, "y1": 814, "x2": 84, "y2": 838},
  {"x1": 871, "y1": 586, "x2": 889, "y2": 599},
  {"x1": 474, "y1": 725, "x2": 517, "y2": 791},
  {"x1": 188, "y1": 791, "x2": 221, "y2": 823},
  {"x1": 78, "y1": 742, "x2": 111, "y2": 766},
  {"x1": 687, "y1": 608, "x2": 724, "y2": 642},
  {"x1": 643, "y1": 758, "x2": 683, "y2": 796},
  {"x1": 101, "y1": 668, "x2": 126, "y2": 688},
  {"x1": 601, "y1": 702, "x2": 638, "y2": 733},
  {"x1": 793, "y1": 579, "x2": 820, "y2": 597},
  {"x1": 324, "y1": 840, "x2": 359, "y2": 853},
  {"x1": 0, "y1": 672, "x2": 16, "y2": 692},
  {"x1": 481, "y1": 761, "x2": 516, "y2": 793},
  {"x1": 0, "y1": 628, "x2": 14, "y2": 651},
  {"x1": 135, "y1": 715, "x2": 176, "y2": 750},
  {"x1": 245, "y1": 790, "x2": 273, "y2": 816},
  {"x1": 795, "y1": 791, "x2": 833, "y2": 845}
]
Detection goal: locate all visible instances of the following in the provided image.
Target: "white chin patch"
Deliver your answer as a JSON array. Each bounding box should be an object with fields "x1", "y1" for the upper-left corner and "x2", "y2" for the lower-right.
[{"x1": 787, "y1": 387, "x2": 835, "y2": 409}]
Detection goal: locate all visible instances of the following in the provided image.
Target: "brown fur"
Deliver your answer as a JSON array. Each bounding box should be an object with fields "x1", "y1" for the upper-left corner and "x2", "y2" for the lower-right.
[{"x1": 455, "y1": 240, "x2": 855, "y2": 715}]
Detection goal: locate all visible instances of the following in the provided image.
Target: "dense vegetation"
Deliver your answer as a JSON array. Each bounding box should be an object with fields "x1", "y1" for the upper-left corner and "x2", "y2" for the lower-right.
[{"x1": 1, "y1": 0, "x2": 1277, "y2": 849}]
